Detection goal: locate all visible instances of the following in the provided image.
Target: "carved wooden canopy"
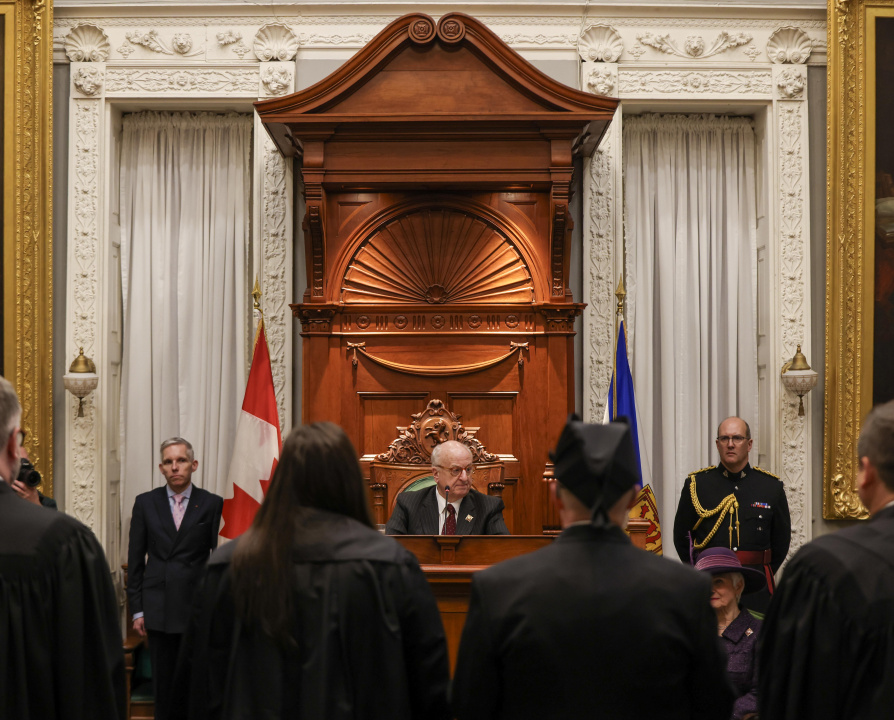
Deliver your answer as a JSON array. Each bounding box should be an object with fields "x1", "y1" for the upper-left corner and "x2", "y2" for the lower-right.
[{"x1": 256, "y1": 12, "x2": 618, "y2": 534}]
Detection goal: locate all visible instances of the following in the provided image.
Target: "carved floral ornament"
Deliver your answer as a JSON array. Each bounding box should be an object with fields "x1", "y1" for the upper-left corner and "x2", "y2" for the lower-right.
[
  {"x1": 587, "y1": 67, "x2": 615, "y2": 96},
  {"x1": 776, "y1": 67, "x2": 806, "y2": 99},
  {"x1": 376, "y1": 399, "x2": 499, "y2": 464},
  {"x1": 64, "y1": 23, "x2": 110, "y2": 62},
  {"x1": 767, "y1": 26, "x2": 812, "y2": 64},
  {"x1": 636, "y1": 31, "x2": 753, "y2": 59},
  {"x1": 261, "y1": 64, "x2": 293, "y2": 96},
  {"x1": 121, "y1": 29, "x2": 203, "y2": 57},
  {"x1": 578, "y1": 24, "x2": 623, "y2": 63},
  {"x1": 72, "y1": 65, "x2": 104, "y2": 96},
  {"x1": 217, "y1": 30, "x2": 251, "y2": 58}
]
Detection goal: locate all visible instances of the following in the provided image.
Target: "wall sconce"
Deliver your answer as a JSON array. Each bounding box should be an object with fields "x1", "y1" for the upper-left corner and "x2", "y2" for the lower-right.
[
  {"x1": 780, "y1": 344, "x2": 818, "y2": 417},
  {"x1": 63, "y1": 347, "x2": 98, "y2": 418}
]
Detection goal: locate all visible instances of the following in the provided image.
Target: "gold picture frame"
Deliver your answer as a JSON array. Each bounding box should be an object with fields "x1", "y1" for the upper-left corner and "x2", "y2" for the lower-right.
[
  {"x1": 824, "y1": 0, "x2": 894, "y2": 518},
  {"x1": 1, "y1": 0, "x2": 54, "y2": 495}
]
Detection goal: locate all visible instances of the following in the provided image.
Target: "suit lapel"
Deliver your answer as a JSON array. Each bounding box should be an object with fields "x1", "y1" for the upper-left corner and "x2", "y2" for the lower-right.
[
  {"x1": 420, "y1": 487, "x2": 440, "y2": 536},
  {"x1": 457, "y1": 494, "x2": 477, "y2": 535}
]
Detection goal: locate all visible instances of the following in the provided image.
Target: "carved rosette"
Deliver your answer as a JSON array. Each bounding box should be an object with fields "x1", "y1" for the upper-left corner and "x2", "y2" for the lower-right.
[
  {"x1": 578, "y1": 24, "x2": 623, "y2": 63},
  {"x1": 776, "y1": 101, "x2": 811, "y2": 556},
  {"x1": 376, "y1": 399, "x2": 498, "y2": 464},
  {"x1": 260, "y1": 135, "x2": 291, "y2": 430},
  {"x1": 64, "y1": 23, "x2": 110, "y2": 62},
  {"x1": 253, "y1": 23, "x2": 299, "y2": 61},
  {"x1": 408, "y1": 16, "x2": 436, "y2": 45},
  {"x1": 582, "y1": 122, "x2": 617, "y2": 424},
  {"x1": 767, "y1": 26, "x2": 812, "y2": 64},
  {"x1": 437, "y1": 15, "x2": 466, "y2": 44},
  {"x1": 69, "y1": 99, "x2": 102, "y2": 531}
]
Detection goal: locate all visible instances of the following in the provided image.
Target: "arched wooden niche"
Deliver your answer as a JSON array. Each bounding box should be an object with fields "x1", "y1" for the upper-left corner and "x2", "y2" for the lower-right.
[{"x1": 257, "y1": 12, "x2": 618, "y2": 534}]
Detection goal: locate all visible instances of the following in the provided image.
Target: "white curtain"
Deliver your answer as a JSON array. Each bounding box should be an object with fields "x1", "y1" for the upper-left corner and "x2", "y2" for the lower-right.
[
  {"x1": 120, "y1": 111, "x2": 252, "y2": 518},
  {"x1": 623, "y1": 114, "x2": 758, "y2": 555}
]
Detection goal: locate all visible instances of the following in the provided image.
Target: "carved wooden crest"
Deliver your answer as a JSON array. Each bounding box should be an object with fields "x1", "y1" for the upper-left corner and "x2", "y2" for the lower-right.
[{"x1": 376, "y1": 399, "x2": 499, "y2": 464}]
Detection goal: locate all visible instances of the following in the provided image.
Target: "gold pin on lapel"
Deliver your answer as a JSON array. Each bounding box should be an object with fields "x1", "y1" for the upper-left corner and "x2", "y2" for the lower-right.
[{"x1": 466, "y1": 515, "x2": 474, "y2": 522}]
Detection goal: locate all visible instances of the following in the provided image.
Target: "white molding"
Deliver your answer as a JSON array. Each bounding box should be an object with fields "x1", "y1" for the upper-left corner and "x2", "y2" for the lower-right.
[
  {"x1": 772, "y1": 74, "x2": 812, "y2": 558},
  {"x1": 66, "y1": 94, "x2": 106, "y2": 541}
]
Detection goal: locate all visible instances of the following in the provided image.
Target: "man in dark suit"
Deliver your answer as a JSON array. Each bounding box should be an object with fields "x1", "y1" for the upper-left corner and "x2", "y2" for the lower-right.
[
  {"x1": 453, "y1": 417, "x2": 733, "y2": 720},
  {"x1": 127, "y1": 437, "x2": 223, "y2": 720},
  {"x1": 386, "y1": 439, "x2": 509, "y2": 535},
  {"x1": 759, "y1": 400, "x2": 894, "y2": 720}
]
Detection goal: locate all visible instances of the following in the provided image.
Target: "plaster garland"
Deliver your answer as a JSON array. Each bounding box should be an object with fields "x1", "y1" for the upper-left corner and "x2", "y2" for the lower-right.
[
  {"x1": 618, "y1": 70, "x2": 773, "y2": 96},
  {"x1": 105, "y1": 67, "x2": 259, "y2": 94},
  {"x1": 636, "y1": 31, "x2": 753, "y2": 59}
]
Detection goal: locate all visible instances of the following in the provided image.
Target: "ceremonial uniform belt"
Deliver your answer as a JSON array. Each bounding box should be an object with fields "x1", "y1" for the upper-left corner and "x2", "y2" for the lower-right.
[{"x1": 735, "y1": 549, "x2": 775, "y2": 593}]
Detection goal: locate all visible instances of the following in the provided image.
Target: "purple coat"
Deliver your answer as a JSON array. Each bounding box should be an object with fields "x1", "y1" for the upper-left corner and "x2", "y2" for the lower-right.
[{"x1": 720, "y1": 610, "x2": 761, "y2": 719}]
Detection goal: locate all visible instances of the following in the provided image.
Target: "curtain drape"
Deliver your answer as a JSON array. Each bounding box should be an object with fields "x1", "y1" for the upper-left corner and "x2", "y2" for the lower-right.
[
  {"x1": 120, "y1": 111, "x2": 252, "y2": 517},
  {"x1": 623, "y1": 113, "x2": 758, "y2": 554}
]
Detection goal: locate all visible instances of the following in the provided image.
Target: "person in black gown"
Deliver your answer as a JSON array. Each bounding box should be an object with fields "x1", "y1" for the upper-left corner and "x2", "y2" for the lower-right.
[
  {"x1": 0, "y1": 375, "x2": 125, "y2": 720},
  {"x1": 178, "y1": 421, "x2": 451, "y2": 720},
  {"x1": 759, "y1": 399, "x2": 894, "y2": 719}
]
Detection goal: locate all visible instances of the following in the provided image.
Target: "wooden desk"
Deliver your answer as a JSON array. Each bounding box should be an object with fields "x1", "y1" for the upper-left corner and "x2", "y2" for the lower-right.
[{"x1": 395, "y1": 520, "x2": 650, "y2": 670}]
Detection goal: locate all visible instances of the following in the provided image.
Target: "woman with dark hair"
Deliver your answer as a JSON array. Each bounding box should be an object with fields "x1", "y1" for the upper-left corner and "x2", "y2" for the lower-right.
[{"x1": 179, "y1": 422, "x2": 451, "y2": 720}]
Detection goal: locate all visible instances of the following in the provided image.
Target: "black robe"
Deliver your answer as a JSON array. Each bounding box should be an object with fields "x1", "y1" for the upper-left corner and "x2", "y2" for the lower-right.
[
  {"x1": 0, "y1": 482, "x2": 125, "y2": 720},
  {"x1": 758, "y1": 504, "x2": 894, "y2": 719},
  {"x1": 177, "y1": 508, "x2": 451, "y2": 720},
  {"x1": 453, "y1": 522, "x2": 734, "y2": 720}
]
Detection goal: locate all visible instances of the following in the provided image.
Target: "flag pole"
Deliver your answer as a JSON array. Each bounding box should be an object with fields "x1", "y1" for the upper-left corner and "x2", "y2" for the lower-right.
[
  {"x1": 613, "y1": 274, "x2": 626, "y2": 420},
  {"x1": 252, "y1": 276, "x2": 264, "y2": 346}
]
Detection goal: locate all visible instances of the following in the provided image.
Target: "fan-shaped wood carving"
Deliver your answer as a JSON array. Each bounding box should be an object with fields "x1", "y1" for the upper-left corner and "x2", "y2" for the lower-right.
[{"x1": 341, "y1": 208, "x2": 534, "y2": 304}]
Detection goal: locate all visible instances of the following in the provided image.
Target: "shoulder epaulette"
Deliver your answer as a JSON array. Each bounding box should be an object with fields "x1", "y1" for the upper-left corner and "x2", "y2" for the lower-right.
[
  {"x1": 753, "y1": 466, "x2": 780, "y2": 480},
  {"x1": 688, "y1": 465, "x2": 716, "y2": 478}
]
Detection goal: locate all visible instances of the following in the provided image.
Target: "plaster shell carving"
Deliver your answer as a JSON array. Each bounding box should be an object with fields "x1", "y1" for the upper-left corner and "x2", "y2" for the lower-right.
[
  {"x1": 72, "y1": 66, "x2": 104, "y2": 96},
  {"x1": 578, "y1": 24, "x2": 623, "y2": 63},
  {"x1": 262, "y1": 65, "x2": 292, "y2": 96},
  {"x1": 767, "y1": 27, "x2": 812, "y2": 64},
  {"x1": 253, "y1": 23, "x2": 299, "y2": 62},
  {"x1": 64, "y1": 24, "x2": 110, "y2": 62},
  {"x1": 587, "y1": 68, "x2": 615, "y2": 96}
]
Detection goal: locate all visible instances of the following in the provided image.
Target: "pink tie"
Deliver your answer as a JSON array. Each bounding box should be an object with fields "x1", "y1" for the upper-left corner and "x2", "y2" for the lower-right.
[{"x1": 173, "y1": 493, "x2": 185, "y2": 530}]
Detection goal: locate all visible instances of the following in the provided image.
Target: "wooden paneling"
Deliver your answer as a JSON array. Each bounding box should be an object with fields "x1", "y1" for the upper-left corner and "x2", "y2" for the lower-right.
[
  {"x1": 358, "y1": 392, "x2": 429, "y2": 457},
  {"x1": 447, "y1": 393, "x2": 517, "y2": 457}
]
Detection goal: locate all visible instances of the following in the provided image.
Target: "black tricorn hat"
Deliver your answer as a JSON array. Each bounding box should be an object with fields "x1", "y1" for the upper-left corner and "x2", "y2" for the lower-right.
[{"x1": 549, "y1": 415, "x2": 640, "y2": 512}]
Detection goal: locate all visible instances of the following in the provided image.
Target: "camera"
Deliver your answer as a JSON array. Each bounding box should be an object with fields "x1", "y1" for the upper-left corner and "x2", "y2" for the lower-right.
[{"x1": 18, "y1": 458, "x2": 41, "y2": 488}]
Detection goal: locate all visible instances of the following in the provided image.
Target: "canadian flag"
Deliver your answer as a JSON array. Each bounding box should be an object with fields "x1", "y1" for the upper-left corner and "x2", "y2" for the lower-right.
[{"x1": 220, "y1": 319, "x2": 282, "y2": 539}]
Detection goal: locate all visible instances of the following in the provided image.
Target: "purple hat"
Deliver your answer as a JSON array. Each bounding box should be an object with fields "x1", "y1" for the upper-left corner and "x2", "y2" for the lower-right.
[{"x1": 693, "y1": 547, "x2": 766, "y2": 595}]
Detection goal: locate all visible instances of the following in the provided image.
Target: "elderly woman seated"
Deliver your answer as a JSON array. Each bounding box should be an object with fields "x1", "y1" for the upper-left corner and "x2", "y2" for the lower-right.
[{"x1": 694, "y1": 547, "x2": 767, "y2": 720}]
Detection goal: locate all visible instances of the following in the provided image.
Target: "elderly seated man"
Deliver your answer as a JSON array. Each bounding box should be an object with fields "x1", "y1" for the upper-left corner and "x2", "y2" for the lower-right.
[{"x1": 386, "y1": 440, "x2": 509, "y2": 535}]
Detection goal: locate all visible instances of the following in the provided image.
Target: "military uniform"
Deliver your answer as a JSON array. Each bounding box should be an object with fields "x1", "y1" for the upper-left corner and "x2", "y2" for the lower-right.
[{"x1": 673, "y1": 463, "x2": 791, "y2": 613}]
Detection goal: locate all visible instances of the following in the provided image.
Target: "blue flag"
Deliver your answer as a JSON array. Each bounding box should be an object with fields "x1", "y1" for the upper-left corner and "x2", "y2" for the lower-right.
[{"x1": 608, "y1": 320, "x2": 642, "y2": 482}]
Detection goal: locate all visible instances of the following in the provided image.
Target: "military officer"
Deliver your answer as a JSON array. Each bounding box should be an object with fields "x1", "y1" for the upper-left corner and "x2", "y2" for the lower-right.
[{"x1": 673, "y1": 416, "x2": 790, "y2": 613}]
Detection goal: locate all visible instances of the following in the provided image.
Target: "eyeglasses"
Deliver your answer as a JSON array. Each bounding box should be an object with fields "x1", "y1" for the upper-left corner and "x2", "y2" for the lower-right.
[
  {"x1": 15, "y1": 429, "x2": 25, "y2": 446},
  {"x1": 716, "y1": 435, "x2": 748, "y2": 445},
  {"x1": 435, "y1": 464, "x2": 475, "y2": 478}
]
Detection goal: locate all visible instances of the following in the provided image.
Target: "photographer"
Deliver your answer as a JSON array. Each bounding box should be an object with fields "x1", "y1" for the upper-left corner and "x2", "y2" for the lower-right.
[{"x1": 11, "y1": 432, "x2": 57, "y2": 509}]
